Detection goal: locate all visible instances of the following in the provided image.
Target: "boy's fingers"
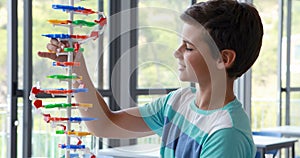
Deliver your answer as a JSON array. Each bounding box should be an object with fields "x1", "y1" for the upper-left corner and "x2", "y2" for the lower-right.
[
  {"x1": 58, "y1": 42, "x2": 66, "y2": 50},
  {"x1": 49, "y1": 39, "x2": 70, "y2": 52},
  {"x1": 47, "y1": 43, "x2": 59, "y2": 52},
  {"x1": 37, "y1": 51, "x2": 57, "y2": 60},
  {"x1": 50, "y1": 38, "x2": 60, "y2": 46},
  {"x1": 61, "y1": 41, "x2": 70, "y2": 47}
]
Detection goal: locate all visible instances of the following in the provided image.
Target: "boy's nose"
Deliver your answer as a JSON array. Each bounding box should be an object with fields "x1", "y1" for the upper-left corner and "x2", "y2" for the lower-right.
[{"x1": 174, "y1": 49, "x2": 182, "y2": 59}]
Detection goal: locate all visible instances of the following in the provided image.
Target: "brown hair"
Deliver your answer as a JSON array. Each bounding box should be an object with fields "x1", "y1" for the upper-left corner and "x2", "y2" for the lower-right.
[{"x1": 181, "y1": 0, "x2": 264, "y2": 78}]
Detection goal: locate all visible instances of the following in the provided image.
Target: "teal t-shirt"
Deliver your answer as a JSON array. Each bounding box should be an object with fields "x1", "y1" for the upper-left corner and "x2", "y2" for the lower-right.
[{"x1": 139, "y1": 87, "x2": 256, "y2": 158}]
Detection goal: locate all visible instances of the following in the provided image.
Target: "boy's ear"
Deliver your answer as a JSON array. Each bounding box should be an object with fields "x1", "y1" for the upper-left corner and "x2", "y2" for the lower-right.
[{"x1": 216, "y1": 49, "x2": 236, "y2": 69}]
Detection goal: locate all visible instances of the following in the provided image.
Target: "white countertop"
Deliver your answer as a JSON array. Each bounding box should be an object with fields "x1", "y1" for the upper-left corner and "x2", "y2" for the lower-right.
[{"x1": 98, "y1": 144, "x2": 160, "y2": 158}]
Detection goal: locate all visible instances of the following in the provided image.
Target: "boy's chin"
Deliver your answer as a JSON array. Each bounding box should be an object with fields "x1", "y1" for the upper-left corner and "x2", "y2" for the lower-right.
[{"x1": 179, "y1": 75, "x2": 193, "y2": 82}]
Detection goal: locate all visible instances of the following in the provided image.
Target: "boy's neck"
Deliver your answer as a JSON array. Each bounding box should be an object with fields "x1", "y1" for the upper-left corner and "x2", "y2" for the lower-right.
[{"x1": 195, "y1": 79, "x2": 235, "y2": 110}]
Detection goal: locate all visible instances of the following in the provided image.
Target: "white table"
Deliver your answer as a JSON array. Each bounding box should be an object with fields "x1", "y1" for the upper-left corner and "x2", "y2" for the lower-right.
[
  {"x1": 253, "y1": 135, "x2": 298, "y2": 158},
  {"x1": 98, "y1": 144, "x2": 160, "y2": 158},
  {"x1": 262, "y1": 126, "x2": 300, "y2": 137},
  {"x1": 262, "y1": 126, "x2": 300, "y2": 158}
]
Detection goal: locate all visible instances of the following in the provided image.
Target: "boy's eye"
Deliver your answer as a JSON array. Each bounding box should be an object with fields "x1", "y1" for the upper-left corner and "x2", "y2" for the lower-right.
[{"x1": 186, "y1": 47, "x2": 193, "y2": 51}]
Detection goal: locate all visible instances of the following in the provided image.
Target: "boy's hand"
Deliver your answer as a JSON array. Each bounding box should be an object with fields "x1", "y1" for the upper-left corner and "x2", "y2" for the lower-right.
[{"x1": 38, "y1": 38, "x2": 70, "y2": 62}]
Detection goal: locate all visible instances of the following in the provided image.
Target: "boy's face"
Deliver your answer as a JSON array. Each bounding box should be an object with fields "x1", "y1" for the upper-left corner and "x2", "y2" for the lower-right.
[
  {"x1": 174, "y1": 24, "x2": 211, "y2": 84},
  {"x1": 174, "y1": 23, "x2": 226, "y2": 86}
]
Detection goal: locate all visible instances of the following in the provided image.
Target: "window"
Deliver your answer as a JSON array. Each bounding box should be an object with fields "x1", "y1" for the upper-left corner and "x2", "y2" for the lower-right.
[
  {"x1": 0, "y1": 0, "x2": 8, "y2": 157},
  {"x1": 252, "y1": 0, "x2": 300, "y2": 155},
  {"x1": 136, "y1": 0, "x2": 192, "y2": 145},
  {"x1": 251, "y1": 0, "x2": 279, "y2": 130}
]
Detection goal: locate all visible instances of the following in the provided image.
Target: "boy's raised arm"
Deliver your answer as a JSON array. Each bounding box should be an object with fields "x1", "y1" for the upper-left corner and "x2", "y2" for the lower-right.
[{"x1": 38, "y1": 39, "x2": 153, "y2": 138}]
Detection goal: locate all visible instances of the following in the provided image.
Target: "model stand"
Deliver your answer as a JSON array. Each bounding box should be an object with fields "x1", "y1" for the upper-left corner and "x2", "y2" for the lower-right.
[{"x1": 29, "y1": 1, "x2": 106, "y2": 158}]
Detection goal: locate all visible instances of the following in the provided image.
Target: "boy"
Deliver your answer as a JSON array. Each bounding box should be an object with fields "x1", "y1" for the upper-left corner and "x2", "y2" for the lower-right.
[{"x1": 39, "y1": 0, "x2": 263, "y2": 157}]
